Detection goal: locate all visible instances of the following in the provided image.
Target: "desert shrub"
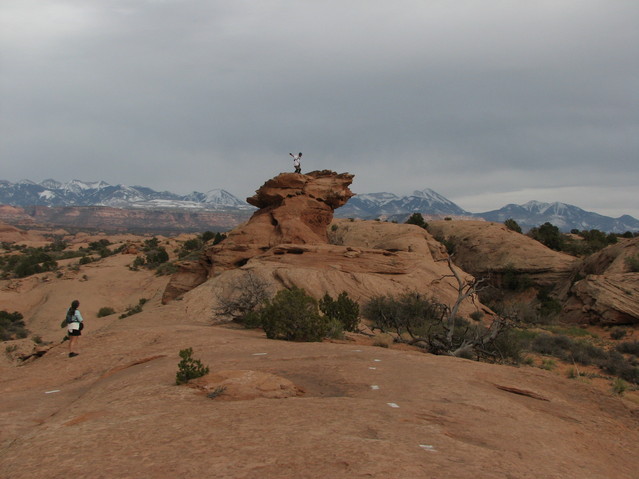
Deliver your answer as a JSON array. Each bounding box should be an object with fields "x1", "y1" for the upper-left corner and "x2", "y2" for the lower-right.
[
  {"x1": 97, "y1": 307, "x2": 116, "y2": 318},
  {"x1": 501, "y1": 265, "x2": 533, "y2": 292},
  {"x1": 616, "y1": 340, "x2": 639, "y2": 357},
  {"x1": 405, "y1": 212, "x2": 428, "y2": 229},
  {"x1": 144, "y1": 247, "x2": 169, "y2": 267},
  {"x1": 79, "y1": 255, "x2": 93, "y2": 265},
  {"x1": 611, "y1": 378, "x2": 628, "y2": 396},
  {"x1": 610, "y1": 328, "x2": 628, "y2": 340},
  {"x1": 601, "y1": 351, "x2": 639, "y2": 384},
  {"x1": 260, "y1": 287, "x2": 329, "y2": 341},
  {"x1": 200, "y1": 231, "x2": 215, "y2": 243},
  {"x1": 319, "y1": 292, "x2": 360, "y2": 332},
  {"x1": 364, "y1": 292, "x2": 445, "y2": 338},
  {"x1": 531, "y1": 334, "x2": 606, "y2": 366},
  {"x1": 0, "y1": 311, "x2": 28, "y2": 341},
  {"x1": 626, "y1": 254, "x2": 639, "y2": 273},
  {"x1": 364, "y1": 292, "x2": 522, "y2": 362},
  {"x1": 216, "y1": 272, "x2": 271, "y2": 325},
  {"x1": 155, "y1": 262, "x2": 178, "y2": 276},
  {"x1": 325, "y1": 318, "x2": 345, "y2": 340},
  {"x1": 469, "y1": 311, "x2": 484, "y2": 322},
  {"x1": 178, "y1": 237, "x2": 203, "y2": 259},
  {"x1": 504, "y1": 218, "x2": 522, "y2": 233},
  {"x1": 119, "y1": 298, "x2": 147, "y2": 318},
  {"x1": 540, "y1": 358, "x2": 556, "y2": 370},
  {"x1": 175, "y1": 348, "x2": 209, "y2": 385},
  {"x1": 211, "y1": 232, "x2": 226, "y2": 245},
  {"x1": 433, "y1": 234, "x2": 456, "y2": 255},
  {"x1": 536, "y1": 289, "x2": 562, "y2": 319}
]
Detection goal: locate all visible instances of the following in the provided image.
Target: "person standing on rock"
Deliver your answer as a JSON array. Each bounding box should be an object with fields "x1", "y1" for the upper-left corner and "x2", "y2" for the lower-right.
[
  {"x1": 66, "y1": 299, "x2": 84, "y2": 357},
  {"x1": 290, "y1": 152, "x2": 302, "y2": 173}
]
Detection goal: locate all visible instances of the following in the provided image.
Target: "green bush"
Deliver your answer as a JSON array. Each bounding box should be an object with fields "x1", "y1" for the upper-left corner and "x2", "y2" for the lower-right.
[
  {"x1": 405, "y1": 212, "x2": 428, "y2": 229},
  {"x1": 528, "y1": 222, "x2": 564, "y2": 251},
  {"x1": 610, "y1": 328, "x2": 628, "y2": 340},
  {"x1": 504, "y1": 218, "x2": 522, "y2": 233},
  {"x1": 79, "y1": 255, "x2": 93, "y2": 265},
  {"x1": 0, "y1": 311, "x2": 28, "y2": 341},
  {"x1": 616, "y1": 340, "x2": 639, "y2": 356},
  {"x1": 626, "y1": 254, "x2": 639, "y2": 273},
  {"x1": 319, "y1": 292, "x2": 360, "y2": 332},
  {"x1": 97, "y1": 307, "x2": 116, "y2": 318},
  {"x1": 176, "y1": 348, "x2": 210, "y2": 385},
  {"x1": 260, "y1": 288, "x2": 329, "y2": 341},
  {"x1": 119, "y1": 298, "x2": 147, "y2": 318}
]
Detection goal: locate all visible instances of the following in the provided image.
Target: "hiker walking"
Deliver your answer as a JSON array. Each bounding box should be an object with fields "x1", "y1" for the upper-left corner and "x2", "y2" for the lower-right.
[
  {"x1": 66, "y1": 299, "x2": 84, "y2": 357},
  {"x1": 290, "y1": 152, "x2": 302, "y2": 173}
]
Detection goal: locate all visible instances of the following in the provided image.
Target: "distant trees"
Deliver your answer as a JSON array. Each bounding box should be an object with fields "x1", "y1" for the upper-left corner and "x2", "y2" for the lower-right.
[
  {"x1": 504, "y1": 218, "x2": 522, "y2": 234},
  {"x1": 528, "y1": 222, "x2": 564, "y2": 251},
  {"x1": 405, "y1": 212, "x2": 428, "y2": 230}
]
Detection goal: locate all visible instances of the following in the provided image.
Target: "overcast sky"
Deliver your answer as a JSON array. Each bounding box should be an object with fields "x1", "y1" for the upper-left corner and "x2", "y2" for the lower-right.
[{"x1": 1, "y1": 0, "x2": 638, "y2": 217}]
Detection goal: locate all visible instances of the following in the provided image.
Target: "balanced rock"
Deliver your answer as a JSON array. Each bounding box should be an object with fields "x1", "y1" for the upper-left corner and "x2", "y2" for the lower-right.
[{"x1": 163, "y1": 170, "x2": 354, "y2": 302}]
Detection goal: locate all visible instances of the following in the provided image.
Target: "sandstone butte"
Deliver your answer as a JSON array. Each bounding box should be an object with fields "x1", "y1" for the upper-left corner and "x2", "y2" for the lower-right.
[{"x1": 1, "y1": 171, "x2": 638, "y2": 479}]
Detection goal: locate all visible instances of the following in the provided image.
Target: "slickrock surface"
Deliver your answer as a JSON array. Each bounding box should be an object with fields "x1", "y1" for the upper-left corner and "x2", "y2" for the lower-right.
[
  {"x1": 1, "y1": 307, "x2": 638, "y2": 479},
  {"x1": 427, "y1": 220, "x2": 579, "y2": 286},
  {"x1": 2, "y1": 220, "x2": 638, "y2": 478},
  {"x1": 563, "y1": 238, "x2": 639, "y2": 324}
]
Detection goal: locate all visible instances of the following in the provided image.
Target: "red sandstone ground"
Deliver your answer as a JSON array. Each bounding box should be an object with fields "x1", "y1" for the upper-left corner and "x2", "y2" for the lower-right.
[
  {"x1": 2, "y1": 284, "x2": 639, "y2": 478},
  {"x1": 1, "y1": 220, "x2": 639, "y2": 478}
]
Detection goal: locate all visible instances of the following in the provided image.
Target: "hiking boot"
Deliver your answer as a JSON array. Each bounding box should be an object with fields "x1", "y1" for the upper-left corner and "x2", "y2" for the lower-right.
[{"x1": 68, "y1": 352, "x2": 79, "y2": 358}]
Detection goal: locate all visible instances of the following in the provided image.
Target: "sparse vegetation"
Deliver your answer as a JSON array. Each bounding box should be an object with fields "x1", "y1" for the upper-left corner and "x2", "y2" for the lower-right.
[
  {"x1": 119, "y1": 298, "x2": 147, "y2": 318},
  {"x1": 207, "y1": 386, "x2": 227, "y2": 399},
  {"x1": 611, "y1": 378, "x2": 628, "y2": 396},
  {"x1": 216, "y1": 272, "x2": 271, "y2": 325},
  {"x1": 626, "y1": 254, "x2": 639, "y2": 273},
  {"x1": 610, "y1": 328, "x2": 628, "y2": 340},
  {"x1": 0, "y1": 311, "x2": 28, "y2": 341},
  {"x1": 319, "y1": 292, "x2": 360, "y2": 332},
  {"x1": 363, "y1": 259, "x2": 523, "y2": 364},
  {"x1": 616, "y1": 340, "x2": 639, "y2": 357},
  {"x1": 504, "y1": 218, "x2": 522, "y2": 233},
  {"x1": 97, "y1": 307, "x2": 116, "y2": 318},
  {"x1": 175, "y1": 347, "x2": 210, "y2": 385},
  {"x1": 405, "y1": 212, "x2": 428, "y2": 230},
  {"x1": 260, "y1": 287, "x2": 330, "y2": 342}
]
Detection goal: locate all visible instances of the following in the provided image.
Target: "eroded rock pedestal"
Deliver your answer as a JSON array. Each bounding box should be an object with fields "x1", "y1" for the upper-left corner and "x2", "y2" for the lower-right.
[{"x1": 162, "y1": 170, "x2": 486, "y2": 322}]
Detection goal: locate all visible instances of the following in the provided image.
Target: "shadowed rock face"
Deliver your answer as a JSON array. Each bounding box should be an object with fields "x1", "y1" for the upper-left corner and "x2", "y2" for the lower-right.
[{"x1": 562, "y1": 237, "x2": 639, "y2": 325}]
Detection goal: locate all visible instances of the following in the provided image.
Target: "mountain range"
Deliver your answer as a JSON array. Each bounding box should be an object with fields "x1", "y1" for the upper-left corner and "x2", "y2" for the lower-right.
[
  {"x1": 1, "y1": 179, "x2": 637, "y2": 233},
  {"x1": 0, "y1": 179, "x2": 252, "y2": 210}
]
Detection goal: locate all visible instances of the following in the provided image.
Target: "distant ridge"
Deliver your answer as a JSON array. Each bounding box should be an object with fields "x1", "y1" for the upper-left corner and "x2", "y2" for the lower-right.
[
  {"x1": 0, "y1": 179, "x2": 252, "y2": 211},
  {"x1": 1, "y1": 179, "x2": 637, "y2": 233},
  {"x1": 475, "y1": 201, "x2": 639, "y2": 233}
]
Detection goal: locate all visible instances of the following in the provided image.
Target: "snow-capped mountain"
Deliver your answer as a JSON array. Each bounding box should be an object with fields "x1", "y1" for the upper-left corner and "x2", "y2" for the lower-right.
[
  {"x1": 1, "y1": 179, "x2": 637, "y2": 232},
  {"x1": 0, "y1": 179, "x2": 252, "y2": 210},
  {"x1": 476, "y1": 201, "x2": 639, "y2": 233},
  {"x1": 336, "y1": 188, "x2": 469, "y2": 218}
]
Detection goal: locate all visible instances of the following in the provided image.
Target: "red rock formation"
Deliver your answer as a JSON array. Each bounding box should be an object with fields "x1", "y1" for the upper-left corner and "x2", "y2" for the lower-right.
[
  {"x1": 162, "y1": 170, "x2": 354, "y2": 303},
  {"x1": 562, "y1": 237, "x2": 639, "y2": 325}
]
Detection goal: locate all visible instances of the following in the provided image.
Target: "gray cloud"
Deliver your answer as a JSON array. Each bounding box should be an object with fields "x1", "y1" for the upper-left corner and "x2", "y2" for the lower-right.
[{"x1": 1, "y1": 0, "x2": 638, "y2": 217}]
